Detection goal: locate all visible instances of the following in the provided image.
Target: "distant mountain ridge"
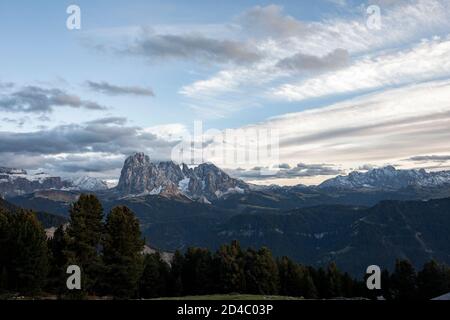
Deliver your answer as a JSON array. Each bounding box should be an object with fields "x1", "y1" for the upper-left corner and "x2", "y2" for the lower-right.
[
  {"x1": 318, "y1": 165, "x2": 450, "y2": 191},
  {"x1": 0, "y1": 167, "x2": 108, "y2": 197}
]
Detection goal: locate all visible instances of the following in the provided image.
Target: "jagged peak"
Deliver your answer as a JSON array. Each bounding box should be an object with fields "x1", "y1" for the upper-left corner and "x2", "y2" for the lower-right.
[{"x1": 125, "y1": 152, "x2": 151, "y2": 165}]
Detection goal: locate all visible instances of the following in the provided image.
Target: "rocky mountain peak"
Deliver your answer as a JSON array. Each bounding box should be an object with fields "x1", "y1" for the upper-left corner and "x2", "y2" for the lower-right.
[
  {"x1": 125, "y1": 152, "x2": 150, "y2": 167},
  {"x1": 116, "y1": 153, "x2": 248, "y2": 200}
]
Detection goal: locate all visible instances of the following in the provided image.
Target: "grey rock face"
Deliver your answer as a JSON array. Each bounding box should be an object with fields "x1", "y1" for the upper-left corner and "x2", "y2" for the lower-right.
[
  {"x1": 0, "y1": 169, "x2": 71, "y2": 197},
  {"x1": 116, "y1": 153, "x2": 249, "y2": 200}
]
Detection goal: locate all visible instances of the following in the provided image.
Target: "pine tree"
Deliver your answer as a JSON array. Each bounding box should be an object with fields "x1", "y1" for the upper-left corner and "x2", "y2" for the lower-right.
[
  {"x1": 8, "y1": 211, "x2": 49, "y2": 295},
  {"x1": 66, "y1": 194, "x2": 104, "y2": 295},
  {"x1": 391, "y1": 259, "x2": 418, "y2": 300},
  {"x1": 244, "y1": 247, "x2": 279, "y2": 295},
  {"x1": 214, "y1": 241, "x2": 246, "y2": 294},
  {"x1": 326, "y1": 262, "x2": 343, "y2": 298},
  {"x1": 277, "y1": 256, "x2": 317, "y2": 298},
  {"x1": 182, "y1": 247, "x2": 215, "y2": 295},
  {"x1": 0, "y1": 210, "x2": 10, "y2": 293},
  {"x1": 417, "y1": 260, "x2": 450, "y2": 300},
  {"x1": 140, "y1": 253, "x2": 170, "y2": 298},
  {"x1": 310, "y1": 267, "x2": 328, "y2": 299},
  {"x1": 169, "y1": 250, "x2": 184, "y2": 296},
  {"x1": 103, "y1": 206, "x2": 144, "y2": 298},
  {"x1": 47, "y1": 224, "x2": 69, "y2": 295},
  {"x1": 340, "y1": 272, "x2": 355, "y2": 298}
]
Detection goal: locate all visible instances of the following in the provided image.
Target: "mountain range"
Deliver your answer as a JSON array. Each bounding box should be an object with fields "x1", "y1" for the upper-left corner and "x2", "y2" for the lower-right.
[
  {"x1": 3, "y1": 152, "x2": 450, "y2": 275},
  {"x1": 0, "y1": 167, "x2": 108, "y2": 197}
]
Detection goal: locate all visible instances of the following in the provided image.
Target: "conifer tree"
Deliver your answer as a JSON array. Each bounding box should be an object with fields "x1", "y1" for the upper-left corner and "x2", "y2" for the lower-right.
[
  {"x1": 0, "y1": 210, "x2": 10, "y2": 293},
  {"x1": 169, "y1": 250, "x2": 184, "y2": 296},
  {"x1": 391, "y1": 259, "x2": 418, "y2": 300},
  {"x1": 103, "y1": 206, "x2": 144, "y2": 298},
  {"x1": 66, "y1": 194, "x2": 104, "y2": 295},
  {"x1": 8, "y1": 211, "x2": 49, "y2": 295},
  {"x1": 278, "y1": 257, "x2": 318, "y2": 299},
  {"x1": 140, "y1": 253, "x2": 170, "y2": 298},
  {"x1": 244, "y1": 247, "x2": 279, "y2": 295},
  {"x1": 417, "y1": 260, "x2": 450, "y2": 299},
  {"x1": 47, "y1": 224, "x2": 69, "y2": 295},
  {"x1": 326, "y1": 262, "x2": 343, "y2": 298},
  {"x1": 214, "y1": 241, "x2": 246, "y2": 294},
  {"x1": 182, "y1": 247, "x2": 215, "y2": 295}
]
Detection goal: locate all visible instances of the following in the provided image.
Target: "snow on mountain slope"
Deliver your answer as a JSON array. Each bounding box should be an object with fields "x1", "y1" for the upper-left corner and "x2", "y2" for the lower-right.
[
  {"x1": 65, "y1": 176, "x2": 109, "y2": 191},
  {"x1": 319, "y1": 166, "x2": 450, "y2": 190}
]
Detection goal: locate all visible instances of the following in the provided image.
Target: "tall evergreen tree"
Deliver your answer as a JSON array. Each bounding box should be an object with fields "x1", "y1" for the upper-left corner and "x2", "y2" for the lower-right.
[
  {"x1": 244, "y1": 247, "x2": 279, "y2": 295},
  {"x1": 417, "y1": 260, "x2": 450, "y2": 300},
  {"x1": 103, "y1": 206, "x2": 144, "y2": 298},
  {"x1": 391, "y1": 259, "x2": 418, "y2": 300},
  {"x1": 182, "y1": 247, "x2": 215, "y2": 295},
  {"x1": 214, "y1": 241, "x2": 246, "y2": 294},
  {"x1": 66, "y1": 194, "x2": 104, "y2": 295},
  {"x1": 7, "y1": 211, "x2": 49, "y2": 295},
  {"x1": 0, "y1": 210, "x2": 10, "y2": 293},
  {"x1": 277, "y1": 256, "x2": 317, "y2": 298},
  {"x1": 140, "y1": 253, "x2": 170, "y2": 298},
  {"x1": 326, "y1": 262, "x2": 343, "y2": 298},
  {"x1": 169, "y1": 250, "x2": 184, "y2": 297},
  {"x1": 47, "y1": 224, "x2": 69, "y2": 295}
]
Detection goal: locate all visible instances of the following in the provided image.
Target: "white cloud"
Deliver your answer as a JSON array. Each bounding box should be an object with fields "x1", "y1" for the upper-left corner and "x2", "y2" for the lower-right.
[
  {"x1": 218, "y1": 80, "x2": 450, "y2": 177},
  {"x1": 272, "y1": 36, "x2": 450, "y2": 101},
  {"x1": 179, "y1": 1, "x2": 450, "y2": 117}
]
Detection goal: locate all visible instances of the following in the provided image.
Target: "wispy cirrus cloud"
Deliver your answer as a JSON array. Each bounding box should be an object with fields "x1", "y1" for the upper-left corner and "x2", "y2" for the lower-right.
[
  {"x1": 405, "y1": 155, "x2": 450, "y2": 163},
  {"x1": 272, "y1": 36, "x2": 450, "y2": 101},
  {"x1": 218, "y1": 80, "x2": 450, "y2": 180},
  {"x1": 86, "y1": 81, "x2": 155, "y2": 97},
  {"x1": 180, "y1": 1, "x2": 450, "y2": 117}
]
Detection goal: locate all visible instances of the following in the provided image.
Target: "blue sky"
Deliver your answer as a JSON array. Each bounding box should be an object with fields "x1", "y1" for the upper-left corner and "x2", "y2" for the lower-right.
[{"x1": 1, "y1": 0, "x2": 450, "y2": 185}]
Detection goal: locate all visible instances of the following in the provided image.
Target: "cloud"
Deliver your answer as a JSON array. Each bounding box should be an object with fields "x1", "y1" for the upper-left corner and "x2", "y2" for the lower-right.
[
  {"x1": 237, "y1": 4, "x2": 307, "y2": 38},
  {"x1": 0, "y1": 81, "x2": 14, "y2": 90},
  {"x1": 276, "y1": 48, "x2": 350, "y2": 73},
  {"x1": 1, "y1": 117, "x2": 29, "y2": 127},
  {"x1": 180, "y1": 1, "x2": 450, "y2": 117},
  {"x1": 86, "y1": 81, "x2": 155, "y2": 97},
  {"x1": 326, "y1": 0, "x2": 348, "y2": 7},
  {"x1": 0, "y1": 122, "x2": 178, "y2": 156},
  {"x1": 221, "y1": 80, "x2": 450, "y2": 173},
  {"x1": 227, "y1": 163, "x2": 343, "y2": 180},
  {"x1": 272, "y1": 37, "x2": 450, "y2": 101},
  {"x1": 85, "y1": 116, "x2": 128, "y2": 125},
  {"x1": 122, "y1": 32, "x2": 263, "y2": 65},
  {"x1": 0, "y1": 86, "x2": 108, "y2": 113},
  {"x1": 405, "y1": 155, "x2": 450, "y2": 163},
  {"x1": 0, "y1": 120, "x2": 184, "y2": 178}
]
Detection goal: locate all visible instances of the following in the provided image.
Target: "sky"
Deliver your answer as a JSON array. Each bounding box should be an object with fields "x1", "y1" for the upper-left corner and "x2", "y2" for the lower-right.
[{"x1": 1, "y1": 0, "x2": 450, "y2": 186}]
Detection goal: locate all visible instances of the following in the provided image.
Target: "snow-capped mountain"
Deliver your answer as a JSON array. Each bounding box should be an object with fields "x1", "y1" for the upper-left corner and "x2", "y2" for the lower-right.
[
  {"x1": 65, "y1": 176, "x2": 109, "y2": 191},
  {"x1": 318, "y1": 166, "x2": 450, "y2": 190},
  {"x1": 0, "y1": 167, "x2": 71, "y2": 197},
  {"x1": 0, "y1": 167, "x2": 109, "y2": 197},
  {"x1": 116, "y1": 152, "x2": 248, "y2": 201}
]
